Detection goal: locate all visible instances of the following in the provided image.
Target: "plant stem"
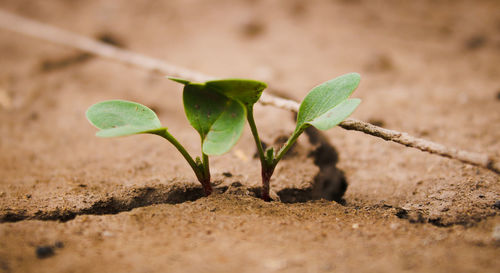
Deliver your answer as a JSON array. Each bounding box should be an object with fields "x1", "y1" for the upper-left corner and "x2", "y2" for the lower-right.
[
  {"x1": 202, "y1": 153, "x2": 210, "y2": 178},
  {"x1": 246, "y1": 106, "x2": 266, "y2": 164},
  {"x1": 156, "y1": 130, "x2": 199, "y2": 175},
  {"x1": 261, "y1": 166, "x2": 275, "y2": 202},
  {"x1": 274, "y1": 128, "x2": 304, "y2": 164},
  {"x1": 201, "y1": 180, "x2": 213, "y2": 196},
  {"x1": 201, "y1": 151, "x2": 212, "y2": 196},
  {"x1": 154, "y1": 129, "x2": 212, "y2": 196},
  {"x1": 247, "y1": 106, "x2": 274, "y2": 201}
]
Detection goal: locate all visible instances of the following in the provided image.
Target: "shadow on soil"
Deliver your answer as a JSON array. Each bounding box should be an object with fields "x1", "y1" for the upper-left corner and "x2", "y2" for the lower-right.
[
  {"x1": 0, "y1": 183, "x2": 341, "y2": 224},
  {"x1": 0, "y1": 184, "x2": 206, "y2": 223},
  {"x1": 392, "y1": 206, "x2": 498, "y2": 228}
]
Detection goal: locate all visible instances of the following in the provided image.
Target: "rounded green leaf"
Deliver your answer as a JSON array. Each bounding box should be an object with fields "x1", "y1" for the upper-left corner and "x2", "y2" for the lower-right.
[
  {"x1": 170, "y1": 77, "x2": 267, "y2": 107},
  {"x1": 205, "y1": 79, "x2": 267, "y2": 107},
  {"x1": 296, "y1": 73, "x2": 361, "y2": 132},
  {"x1": 202, "y1": 100, "x2": 245, "y2": 155},
  {"x1": 86, "y1": 100, "x2": 163, "y2": 137},
  {"x1": 183, "y1": 84, "x2": 246, "y2": 155}
]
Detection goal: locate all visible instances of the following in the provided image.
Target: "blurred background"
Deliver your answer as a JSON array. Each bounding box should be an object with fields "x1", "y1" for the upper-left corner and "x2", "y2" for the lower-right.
[{"x1": 1, "y1": 0, "x2": 499, "y2": 185}]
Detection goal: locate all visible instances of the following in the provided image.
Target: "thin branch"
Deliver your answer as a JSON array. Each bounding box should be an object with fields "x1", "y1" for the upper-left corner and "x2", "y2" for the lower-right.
[
  {"x1": 260, "y1": 95, "x2": 499, "y2": 174},
  {"x1": 0, "y1": 9, "x2": 497, "y2": 174}
]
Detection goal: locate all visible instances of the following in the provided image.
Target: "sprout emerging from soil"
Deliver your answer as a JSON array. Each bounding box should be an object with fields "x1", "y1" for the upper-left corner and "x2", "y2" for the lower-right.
[
  {"x1": 87, "y1": 74, "x2": 360, "y2": 201},
  {"x1": 250, "y1": 73, "x2": 361, "y2": 201},
  {"x1": 172, "y1": 73, "x2": 361, "y2": 201},
  {"x1": 86, "y1": 79, "x2": 261, "y2": 196}
]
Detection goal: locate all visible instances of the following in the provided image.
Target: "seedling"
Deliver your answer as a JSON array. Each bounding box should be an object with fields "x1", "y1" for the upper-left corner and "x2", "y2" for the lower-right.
[
  {"x1": 85, "y1": 79, "x2": 261, "y2": 195},
  {"x1": 171, "y1": 73, "x2": 361, "y2": 201},
  {"x1": 252, "y1": 73, "x2": 361, "y2": 201}
]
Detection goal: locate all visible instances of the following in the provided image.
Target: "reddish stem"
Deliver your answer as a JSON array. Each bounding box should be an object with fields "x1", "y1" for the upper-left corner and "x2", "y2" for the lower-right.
[
  {"x1": 261, "y1": 168, "x2": 275, "y2": 202},
  {"x1": 201, "y1": 180, "x2": 213, "y2": 196}
]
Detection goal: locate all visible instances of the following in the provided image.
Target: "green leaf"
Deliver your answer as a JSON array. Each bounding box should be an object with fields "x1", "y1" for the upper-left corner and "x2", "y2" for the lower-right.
[
  {"x1": 170, "y1": 78, "x2": 267, "y2": 107},
  {"x1": 183, "y1": 84, "x2": 246, "y2": 155},
  {"x1": 307, "y1": 98, "x2": 361, "y2": 130},
  {"x1": 295, "y1": 73, "x2": 361, "y2": 132},
  {"x1": 205, "y1": 79, "x2": 267, "y2": 107},
  {"x1": 86, "y1": 100, "x2": 164, "y2": 138}
]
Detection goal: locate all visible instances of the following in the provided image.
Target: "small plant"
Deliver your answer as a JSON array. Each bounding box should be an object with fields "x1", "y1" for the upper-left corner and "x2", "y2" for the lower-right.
[
  {"x1": 85, "y1": 79, "x2": 264, "y2": 196},
  {"x1": 171, "y1": 73, "x2": 361, "y2": 201},
  {"x1": 251, "y1": 73, "x2": 361, "y2": 201},
  {"x1": 87, "y1": 73, "x2": 360, "y2": 201}
]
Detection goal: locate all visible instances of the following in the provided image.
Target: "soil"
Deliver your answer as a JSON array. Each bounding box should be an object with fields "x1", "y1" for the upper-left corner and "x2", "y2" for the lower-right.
[{"x1": 0, "y1": 0, "x2": 499, "y2": 272}]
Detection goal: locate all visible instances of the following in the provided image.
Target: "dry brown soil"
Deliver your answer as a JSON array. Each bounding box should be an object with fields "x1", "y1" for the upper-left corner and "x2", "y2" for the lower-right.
[{"x1": 0, "y1": 0, "x2": 499, "y2": 272}]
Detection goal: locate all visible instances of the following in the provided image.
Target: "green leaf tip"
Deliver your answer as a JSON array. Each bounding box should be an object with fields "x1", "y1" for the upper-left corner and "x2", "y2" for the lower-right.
[
  {"x1": 86, "y1": 100, "x2": 164, "y2": 138},
  {"x1": 168, "y1": 77, "x2": 191, "y2": 85},
  {"x1": 296, "y1": 73, "x2": 361, "y2": 132}
]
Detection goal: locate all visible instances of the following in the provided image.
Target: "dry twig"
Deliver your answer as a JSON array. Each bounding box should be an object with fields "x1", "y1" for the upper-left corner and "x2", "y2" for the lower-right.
[{"x1": 0, "y1": 9, "x2": 498, "y2": 174}]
